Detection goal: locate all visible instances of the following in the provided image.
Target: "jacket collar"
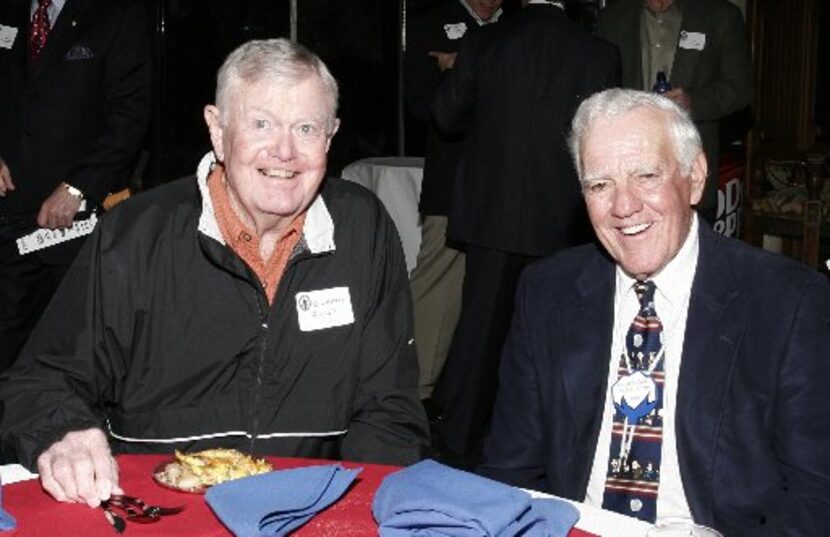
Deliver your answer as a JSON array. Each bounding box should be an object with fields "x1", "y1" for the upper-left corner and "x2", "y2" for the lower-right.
[
  {"x1": 195, "y1": 152, "x2": 336, "y2": 255},
  {"x1": 565, "y1": 246, "x2": 617, "y2": 497},
  {"x1": 565, "y1": 221, "x2": 742, "y2": 510}
]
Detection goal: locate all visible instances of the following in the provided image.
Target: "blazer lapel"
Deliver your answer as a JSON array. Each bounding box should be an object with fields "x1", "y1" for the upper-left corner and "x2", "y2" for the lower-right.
[
  {"x1": 560, "y1": 250, "x2": 616, "y2": 497},
  {"x1": 675, "y1": 224, "x2": 745, "y2": 524},
  {"x1": 28, "y1": 0, "x2": 90, "y2": 81}
]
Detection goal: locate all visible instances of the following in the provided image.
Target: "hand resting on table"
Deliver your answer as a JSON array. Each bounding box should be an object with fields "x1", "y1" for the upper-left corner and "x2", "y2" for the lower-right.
[{"x1": 36, "y1": 428, "x2": 122, "y2": 507}]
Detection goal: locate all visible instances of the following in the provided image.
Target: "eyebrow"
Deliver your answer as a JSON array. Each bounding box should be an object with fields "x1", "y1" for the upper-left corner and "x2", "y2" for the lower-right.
[{"x1": 582, "y1": 173, "x2": 611, "y2": 184}]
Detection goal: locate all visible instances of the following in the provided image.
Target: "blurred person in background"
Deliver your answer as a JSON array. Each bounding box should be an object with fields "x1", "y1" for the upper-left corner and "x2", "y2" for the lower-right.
[
  {"x1": 0, "y1": 0, "x2": 152, "y2": 371},
  {"x1": 405, "y1": 0, "x2": 503, "y2": 418}
]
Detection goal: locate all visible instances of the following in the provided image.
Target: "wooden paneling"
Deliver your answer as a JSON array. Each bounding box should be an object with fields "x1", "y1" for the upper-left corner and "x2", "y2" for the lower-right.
[{"x1": 748, "y1": 0, "x2": 818, "y2": 155}]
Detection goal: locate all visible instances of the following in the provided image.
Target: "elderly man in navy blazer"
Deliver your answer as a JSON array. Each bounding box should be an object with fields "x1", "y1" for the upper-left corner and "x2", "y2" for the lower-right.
[{"x1": 480, "y1": 88, "x2": 830, "y2": 535}]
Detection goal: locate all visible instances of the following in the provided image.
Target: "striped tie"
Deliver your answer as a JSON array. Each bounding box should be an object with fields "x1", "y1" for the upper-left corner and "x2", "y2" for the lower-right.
[{"x1": 602, "y1": 280, "x2": 664, "y2": 522}]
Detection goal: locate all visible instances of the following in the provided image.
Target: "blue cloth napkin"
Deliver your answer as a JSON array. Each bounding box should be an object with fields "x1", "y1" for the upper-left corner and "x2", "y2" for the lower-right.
[
  {"x1": 205, "y1": 464, "x2": 361, "y2": 536},
  {"x1": 0, "y1": 479, "x2": 16, "y2": 532},
  {"x1": 372, "y1": 459, "x2": 579, "y2": 537}
]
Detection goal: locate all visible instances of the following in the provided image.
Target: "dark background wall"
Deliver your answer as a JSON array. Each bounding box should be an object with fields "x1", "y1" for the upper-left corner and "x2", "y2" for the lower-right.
[
  {"x1": 137, "y1": 0, "x2": 830, "y2": 190},
  {"x1": 138, "y1": 0, "x2": 601, "y2": 189},
  {"x1": 143, "y1": 0, "x2": 404, "y2": 188}
]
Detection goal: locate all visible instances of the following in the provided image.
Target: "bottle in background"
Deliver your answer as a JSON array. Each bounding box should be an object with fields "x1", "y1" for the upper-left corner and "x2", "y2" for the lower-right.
[{"x1": 652, "y1": 71, "x2": 672, "y2": 94}]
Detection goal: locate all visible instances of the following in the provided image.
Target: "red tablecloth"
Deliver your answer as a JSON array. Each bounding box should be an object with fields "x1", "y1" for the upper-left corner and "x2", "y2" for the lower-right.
[{"x1": 3, "y1": 454, "x2": 596, "y2": 536}]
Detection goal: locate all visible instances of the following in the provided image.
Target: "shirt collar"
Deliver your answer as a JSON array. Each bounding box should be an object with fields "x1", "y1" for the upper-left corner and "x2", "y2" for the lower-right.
[
  {"x1": 615, "y1": 213, "x2": 700, "y2": 311},
  {"x1": 651, "y1": 213, "x2": 699, "y2": 310},
  {"x1": 30, "y1": 0, "x2": 66, "y2": 20},
  {"x1": 458, "y1": 0, "x2": 503, "y2": 25},
  {"x1": 527, "y1": 0, "x2": 565, "y2": 8},
  {"x1": 195, "y1": 151, "x2": 336, "y2": 254}
]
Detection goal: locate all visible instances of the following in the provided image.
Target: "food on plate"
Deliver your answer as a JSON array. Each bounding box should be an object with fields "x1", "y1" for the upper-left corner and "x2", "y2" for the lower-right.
[{"x1": 154, "y1": 448, "x2": 273, "y2": 491}]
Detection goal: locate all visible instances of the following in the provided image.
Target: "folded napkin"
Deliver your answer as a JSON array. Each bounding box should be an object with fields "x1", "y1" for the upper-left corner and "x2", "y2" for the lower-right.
[
  {"x1": 373, "y1": 459, "x2": 579, "y2": 537},
  {"x1": 0, "y1": 478, "x2": 16, "y2": 531},
  {"x1": 206, "y1": 464, "x2": 361, "y2": 536}
]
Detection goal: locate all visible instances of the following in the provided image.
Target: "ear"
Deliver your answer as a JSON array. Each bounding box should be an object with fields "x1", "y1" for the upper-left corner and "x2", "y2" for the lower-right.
[
  {"x1": 688, "y1": 151, "x2": 708, "y2": 205},
  {"x1": 325, "y1": 118, "x2": 341, "y2": 153},
  {"x1": 204, "y1": 105, "x2": 225, "y2": 162}
]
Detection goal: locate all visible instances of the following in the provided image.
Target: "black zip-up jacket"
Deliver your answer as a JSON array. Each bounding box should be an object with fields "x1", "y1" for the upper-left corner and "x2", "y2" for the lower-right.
[{"x1": 0, "y1": 155, "x2": 429, "y2": 468}]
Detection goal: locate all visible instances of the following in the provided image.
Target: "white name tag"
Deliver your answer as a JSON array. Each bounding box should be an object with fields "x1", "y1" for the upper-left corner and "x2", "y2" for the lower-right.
[
  {"x1": 444, "y1": 22, "x2": 467, "y2": 40},
  {"x1": 0, "y1": 24, "x2": 18, "y2": 49},
  {"x1": 17, "y1": 213, "x2": 97, "y2": 255},
  {"x1": 295, "y1": 287, "x2": 355, "y2": 332},
  {"x1": 679, "y1": 31, "x2": 706, "y2": 51}
]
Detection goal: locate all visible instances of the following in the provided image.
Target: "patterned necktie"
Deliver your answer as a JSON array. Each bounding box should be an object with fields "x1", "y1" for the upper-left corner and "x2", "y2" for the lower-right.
[
  {"x1": 29, "y1": 0, "x2": 53, "y2": 62},
  {"x1": 602, "y1": 280, "x2": 664, "y2": 522}
]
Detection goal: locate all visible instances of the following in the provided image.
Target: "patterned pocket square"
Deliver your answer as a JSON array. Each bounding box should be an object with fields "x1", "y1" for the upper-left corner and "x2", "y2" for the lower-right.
[{"x1": 65, "y1": 44, "x2": 94, "y2": 60}]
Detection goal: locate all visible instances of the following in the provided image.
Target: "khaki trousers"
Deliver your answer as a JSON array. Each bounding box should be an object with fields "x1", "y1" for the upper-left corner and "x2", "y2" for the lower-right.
[{"x1": 409, "y1": 215, "x2": 465, "y2": 399}]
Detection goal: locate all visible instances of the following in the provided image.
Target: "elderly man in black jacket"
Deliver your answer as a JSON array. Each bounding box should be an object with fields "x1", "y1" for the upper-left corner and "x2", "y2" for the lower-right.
[{"x1": 0, "y1": 38, "x2": 428, "y2": 507}]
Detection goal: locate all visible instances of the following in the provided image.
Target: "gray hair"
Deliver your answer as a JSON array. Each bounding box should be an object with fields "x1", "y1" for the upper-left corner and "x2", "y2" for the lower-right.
[
  {"x1": 215, "y1": 38, "x2": 339, "y2": 132},
  {"x1": 568, "y1": 88, "x2": 702, "y2": 182}
]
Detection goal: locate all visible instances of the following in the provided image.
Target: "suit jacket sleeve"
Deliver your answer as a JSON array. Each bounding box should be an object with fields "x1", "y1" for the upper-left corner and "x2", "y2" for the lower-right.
[
  {"x1": 682, "y1": 2, "x2": 752, "y2": 122},
  {"x1": 340, "y1": 208, "x2": 430, "y2": 466},
  {"x1": 0, "y1": 229, "x2": 109, "y2": 468},
  {"x1": 65, "y1": 0, "x2": 152, "y2": 204},
  {"x1": 478, "y1": 269, "x2": 548, "y2": 490},
  {"x1": 430, "y1": 28, "x2": 488, "y2": 136},
  {"x1": 769, "y1": 275, "x2": 830, "y2": 535}
]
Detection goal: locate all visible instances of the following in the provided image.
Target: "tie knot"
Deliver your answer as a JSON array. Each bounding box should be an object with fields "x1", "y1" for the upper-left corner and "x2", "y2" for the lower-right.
[
  {"x1": 38, "y1": 0, "x2": 52, "y2": 8},
  {"x1": 633, "y1": 280, "x2": 656, "y2": 309}
]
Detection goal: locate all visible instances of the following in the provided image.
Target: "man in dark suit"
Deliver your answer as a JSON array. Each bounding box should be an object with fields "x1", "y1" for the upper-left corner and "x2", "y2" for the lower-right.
[
  {"x1": 596, "y1": 0, "x2": 752, "y2": 225},
  {"x1": 480, "y1": 89, "x2": 830, "y2": 534},
  {"x1": 430, "y1": 0, "x2": 619, "y2": 465},
  {"x1": 0, "y1": 0, "x2": 152, "y2": 370},
  {"x1": 405, "y1": 0, "x2": 502, "y2": 404}
]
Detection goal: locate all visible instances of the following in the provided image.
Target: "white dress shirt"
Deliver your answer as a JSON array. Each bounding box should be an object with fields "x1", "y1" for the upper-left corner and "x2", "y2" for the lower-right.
[{"x1": 584, "y1": 215, "x2": 700, "y2": 523}]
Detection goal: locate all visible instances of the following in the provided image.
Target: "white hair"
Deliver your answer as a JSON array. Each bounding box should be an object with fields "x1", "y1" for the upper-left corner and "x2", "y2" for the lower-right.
[
  {"x1": 568, "y1": 88, "x2": 702, "y2": 183},
  {"x1": 215, "y1": 38, "x2": 339, "y2": 132}
]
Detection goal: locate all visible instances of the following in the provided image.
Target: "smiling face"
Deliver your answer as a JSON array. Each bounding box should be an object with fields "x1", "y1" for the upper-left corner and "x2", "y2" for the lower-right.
[
  {"x1": 580, "y1": 106, "x2": 706, "y2": 280},
  {"x1": 204, "y1": 74, "x2": 338, "y2": 233}
]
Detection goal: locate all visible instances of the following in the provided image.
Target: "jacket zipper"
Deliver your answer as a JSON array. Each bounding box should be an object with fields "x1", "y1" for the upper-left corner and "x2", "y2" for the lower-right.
[{"x1": 246, "y1": 250, "x2": 306, "y2": 453}]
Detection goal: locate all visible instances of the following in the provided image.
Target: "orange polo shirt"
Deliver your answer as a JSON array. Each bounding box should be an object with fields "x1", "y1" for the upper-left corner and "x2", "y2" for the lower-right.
[{"x1": 207, "y1": 165, "x2": 305, "y2": 304}]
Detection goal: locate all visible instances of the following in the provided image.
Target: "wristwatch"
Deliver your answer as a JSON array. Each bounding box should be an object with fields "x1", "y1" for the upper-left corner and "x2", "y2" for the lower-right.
[{"x1": 61, "y1": 182, "x2": 84, "y2": 200}]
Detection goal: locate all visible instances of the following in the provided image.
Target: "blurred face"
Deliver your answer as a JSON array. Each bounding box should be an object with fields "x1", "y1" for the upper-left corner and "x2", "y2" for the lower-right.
[
  {"x1": 646, "y1": 0, "x2": 674, "y2": 13},
  {"x1": 467, "y1": 0, "x2": 502, "y2": 21},
  {"x1": 580, "y1": 107, "x2": 706, "y2": 280},
  {"x1": 204, "y1": 74, "x2": 339, "y2": 233}
]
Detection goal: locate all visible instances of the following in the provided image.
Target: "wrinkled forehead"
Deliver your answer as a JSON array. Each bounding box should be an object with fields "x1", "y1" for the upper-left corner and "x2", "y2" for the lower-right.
[
  {"x1": 223, "y1": 74, "x2": 334, "y2": 121},
  {"x1": 582, "y1": 111, "x2": 674, "y2": 175}
]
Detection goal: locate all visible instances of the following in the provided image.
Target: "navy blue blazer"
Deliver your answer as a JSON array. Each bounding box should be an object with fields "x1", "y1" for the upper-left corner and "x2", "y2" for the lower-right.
[{"x1": 480, "y1": 223, "x2": 830, "y2": 536}]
